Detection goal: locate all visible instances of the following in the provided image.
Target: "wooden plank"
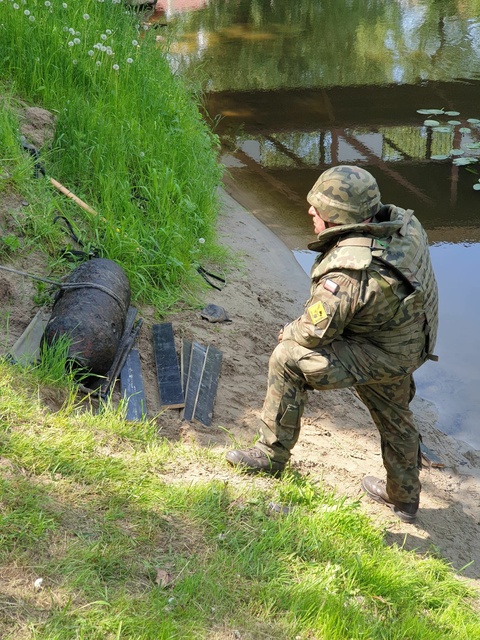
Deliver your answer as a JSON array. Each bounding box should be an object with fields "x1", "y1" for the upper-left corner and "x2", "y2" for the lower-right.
[
  {"x1": 120, "y1": 348, "x2": 146, "y2": 421},
  {"x1": 152, "y1": 323, "x2": 185, "y2": 409},
  {"x1": 101, "y1": 307, "x2": 138, "y2": 397},
  {"x1": 181, "y1": 339, "x2": 192, "y2": 394},
  {"x1": 193, "y1": 345, "x2": 222, "y2": 427},
  {"x1": 420, "y1": 443, "x2": 445, "y2": 469},
  {"x1": 8, "y1": 308, "x2": 50, "y2": 365},
  {"x1": 183, "y1": 342, "x2": 207, "y2": 421}
]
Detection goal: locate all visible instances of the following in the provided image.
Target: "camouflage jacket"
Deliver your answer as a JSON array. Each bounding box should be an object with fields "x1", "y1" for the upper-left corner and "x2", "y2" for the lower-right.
[{"x1": 282, "y1": 205, "x2": 439, "y2": 380}]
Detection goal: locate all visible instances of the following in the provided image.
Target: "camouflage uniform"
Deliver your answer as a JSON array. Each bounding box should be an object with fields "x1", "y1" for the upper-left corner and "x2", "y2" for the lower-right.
[{"x1": 255, "y1": 166, "x2": 438, "y2": 510}]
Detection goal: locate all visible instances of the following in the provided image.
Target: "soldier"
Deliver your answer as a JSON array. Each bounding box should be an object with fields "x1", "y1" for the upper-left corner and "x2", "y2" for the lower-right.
[{"x1": 226, "y1": 165, "x2": 438, "y2": 523}]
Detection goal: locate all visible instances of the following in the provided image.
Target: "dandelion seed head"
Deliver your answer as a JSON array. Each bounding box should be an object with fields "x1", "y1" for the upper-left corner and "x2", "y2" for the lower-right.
[
  {"x1": 96, "y1": 60, "x2": 101, "y2": 66},
  {"x1": 100, "y1": 45, "x2": 107, "y2": 52},
  {"x1": 112, "y1": 63, "x2": 119, "y2": 71},
  {"x1": 106, "y1": 29, "x2": 112, "y2": 35},
  {"x1": 44, "y1": 1, "x2": 51, "y2": 6},
  {"x1": 126, "y1": 57, "x2": 133, "y2": 64},
  {"x1": 68, "y1": 41, "x2": 74, "y2": 47},
  {"x1": 100, "y1": 34, "x2": 107, "y2": 41},
  {"x1": 72, "y1": 59, "x2": 78, "y2": 65},
  {"x1": 139, "y1": 151, "x2": 145, "y2": 158},
  {"x1": 29, "y1": 14, "x2": 35, "y2": 21},
  {"x1": 106, "y1": 46, "x2": 113, "y2": 55},
  {"x1": 198, "y1": 238, "x2": 205, "y2": 244},
  {"x1": 88, "y1": 50, "x2": 94, "y2": 56},
  {"x1": 13, "y1": 3, "x2": 19, "y2": 9},
  {"x1": 83, "y1": 13, "x2": 89, "y2": 20},
  {"x1": 62, "y1": 2, "x2": 67, "y2": 7},
  {"x1": 132, "y1": 39, "x2": 138, "y2": 46},
  {"x1": 63, "y1": 26, "x2": 68, "y2": 32},
  {"x1": 68, "y1": 27, "x2": 75, "y2": 34},
  {"x1": 24, "y1": 9, "x2": 30, "y2": 15}
]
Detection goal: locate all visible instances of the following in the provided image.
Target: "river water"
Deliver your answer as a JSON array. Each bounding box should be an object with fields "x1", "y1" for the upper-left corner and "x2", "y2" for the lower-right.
[{"x1": 166, "y1": 0, "x2": 480, "y2": 449}]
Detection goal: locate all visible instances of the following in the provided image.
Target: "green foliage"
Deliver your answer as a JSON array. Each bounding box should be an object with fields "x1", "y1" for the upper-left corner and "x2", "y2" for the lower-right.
[
  {"x1": 0, "y1": 0, "x2": 223, "y2": 308},
  {"x1": 0, "y1": 361, "x2": 479, "y2": 639}
]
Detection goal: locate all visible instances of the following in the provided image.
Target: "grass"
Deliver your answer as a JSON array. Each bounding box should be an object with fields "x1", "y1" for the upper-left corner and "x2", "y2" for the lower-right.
[
  {"x1": 0, "y1": 359, "x2": 479, "y2": 640},
  {"x1": 0, "y1": 0, "x2": 224, "y2": 310}
]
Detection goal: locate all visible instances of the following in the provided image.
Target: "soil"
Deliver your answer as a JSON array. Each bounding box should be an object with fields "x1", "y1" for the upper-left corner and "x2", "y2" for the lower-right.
[{"x1": 3, "y1": 107, "x2": 480, "y2": 592}]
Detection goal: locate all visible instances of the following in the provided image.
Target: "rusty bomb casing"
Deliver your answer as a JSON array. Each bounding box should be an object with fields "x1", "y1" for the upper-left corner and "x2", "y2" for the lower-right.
[{"x1": 43, "y1": 258, "x2": 131, "y2": 375}]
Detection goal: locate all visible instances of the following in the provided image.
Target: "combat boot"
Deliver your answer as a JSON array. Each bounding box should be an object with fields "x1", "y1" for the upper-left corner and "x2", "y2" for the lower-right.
[
  {"x1": 226, "y1": 447, "x2": 285, "y2": 476},
  {"x1": 361, "y1": 476, "x2": 418, "y2": 524}
]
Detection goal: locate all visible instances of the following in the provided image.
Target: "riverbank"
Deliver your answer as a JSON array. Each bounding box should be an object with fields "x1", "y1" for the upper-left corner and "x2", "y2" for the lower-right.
[{"x1": 151, "y1": 188, "x2": 480, "y2": 586}]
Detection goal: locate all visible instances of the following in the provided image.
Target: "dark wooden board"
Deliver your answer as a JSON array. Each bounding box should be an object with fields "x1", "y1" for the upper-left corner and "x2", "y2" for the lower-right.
[
  {"x1": 152, "y1": 323, "x2": 185, "y2": 409},
  {"x1": 120, "y1": 348, "x2": 146, "y2": 421},
  {"x1": 420, "y1": 443, "x2": 445, "y2": 468},
  {"x1": 183, "y1": 342, "x2": 207, "y2": 421},
  {"x1": 193, "y1": 345, "x2": 222, "y2": 426}
]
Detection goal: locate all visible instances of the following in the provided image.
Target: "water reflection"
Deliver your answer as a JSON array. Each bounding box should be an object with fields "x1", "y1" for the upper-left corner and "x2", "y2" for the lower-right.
[{"x1": 169, "y1": 0, "x2": 480, "y2": 448}]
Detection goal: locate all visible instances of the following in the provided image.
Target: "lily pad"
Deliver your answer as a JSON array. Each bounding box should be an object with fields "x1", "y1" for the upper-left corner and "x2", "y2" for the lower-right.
[
  {"x1": 450, "y1": 149, "x2": 465, "y2": 156},
  {"x1": 432, "y1": 126, "x2": 452, "y2": 133},
  {"x1": 459, "y1": 127, "x2": 471, "y2": 133},
  {"x1": 473, "y1": 184, "x2": 480, "y2": 190},
  {"x1": 467, "y1": 118, "x2": 480, "y2": 124},
  {"x1": 424, "y1": 119, "x2": 440, "y2": 127},
  {"x1": 417, "y1": 108, "x2": 444, "y2": 115},
  {"x1": 453, "y1": 157, "x2": 478, "y2": 166},
  {"x1": 447, "y1": 120, "x2": 461, "y2": 125},
  {"x1": 444, "y1": 110, "x2": 460, "y2": 116},
  {"x1": 430, "y1": 154, "x2": 449, "y2": 160}
]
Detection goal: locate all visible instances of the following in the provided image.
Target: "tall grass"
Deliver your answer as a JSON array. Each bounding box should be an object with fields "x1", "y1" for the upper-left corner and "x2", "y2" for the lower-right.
[{"x1": 0, "y1": 0, "x2": 223, "y2": 308}]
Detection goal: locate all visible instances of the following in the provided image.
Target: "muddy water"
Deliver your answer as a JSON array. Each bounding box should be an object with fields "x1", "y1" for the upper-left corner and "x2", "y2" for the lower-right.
[{"x1": 170, "y1": 0, "x2": 480, "y2": 448}]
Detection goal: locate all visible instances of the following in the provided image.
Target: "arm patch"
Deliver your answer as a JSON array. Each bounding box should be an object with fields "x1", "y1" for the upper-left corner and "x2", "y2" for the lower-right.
[{"x1": 307, "y1": 300, "x2": 328, "y2": 325}]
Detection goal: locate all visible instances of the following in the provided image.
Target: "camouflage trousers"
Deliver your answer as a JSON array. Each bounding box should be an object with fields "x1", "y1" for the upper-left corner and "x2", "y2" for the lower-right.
[{"x1": 256, "y1": 339, "x2": 421, "y2": 507}]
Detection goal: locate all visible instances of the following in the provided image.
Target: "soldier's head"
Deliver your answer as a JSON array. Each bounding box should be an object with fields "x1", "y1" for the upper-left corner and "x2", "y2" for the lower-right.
[{"x1": 307, "y1": 165, "x2": 382, "y2": 233}]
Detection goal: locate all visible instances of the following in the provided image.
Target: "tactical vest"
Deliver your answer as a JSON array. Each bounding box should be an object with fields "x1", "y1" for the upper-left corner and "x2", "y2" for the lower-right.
[{"x1": 309, "y1": 206, "x2": 439, "y2": 362}]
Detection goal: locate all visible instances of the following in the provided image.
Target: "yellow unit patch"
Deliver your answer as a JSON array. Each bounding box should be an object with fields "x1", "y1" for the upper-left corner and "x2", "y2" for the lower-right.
[{"x1": 308, "y1": 300, "x2": 328, "y2": 325}]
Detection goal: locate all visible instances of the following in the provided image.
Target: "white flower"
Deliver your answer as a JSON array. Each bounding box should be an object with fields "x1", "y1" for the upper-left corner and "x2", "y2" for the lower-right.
[
  {"x1": 72, "y1": 59, "x2": 78, "y2": 65},
  {"x1": 88, "y1": 50, "x2": 94, "y2": 56},
  {"x1": 126, "y1": 57, "x2": 133, "y2": 64},
  {"x1": 106, "y1": 46, "x2": 113, "y2": 55},
  {"x1": 68, "y1": 41, "x2": 74, "y2": 47},
  {"x1": 96, "y1": 60, "x2": 101, "y2": 66},
  {"x1": 73, "y1": 38, "x2": 80, "y2": 44},
  {"x1": 132, "y1": 39, "x2": 138, "y2": 46},
  {"x1": 100, "y1": 45, "x2": 106, "y2": 52},
  {"x1": 68, "y1": 27, "x2": 75, "y2": 34},
  {"x1": 62, "y1": 2, "x2": 67, "y2": 7},
  {"x1": 112, "y1": 63, "x2": 119, "y2": 71},
  {"x1": 139, "y1": 151, "x2": 145, "y2": 158},
  {"x1": 44, "y1": 1, "x2": 51, "y2": 6},
  {"x1": 13, "y1": 3, "x2": 19, "y2": 9},
  {"x1": 100, "y1": 34, "x2": 107, "y2": 41},
  {"x1": 29, "y1": 14, "x2": 35, "y2": 21},
  {"x1": 106, "y1": 29, "x2": 112, "y2": 35},
  {"x1": 83, "y1": 13, "x2": 89, "y2": 20},
  {"x1": 24, "y1": 9, "x2": 30, "y2": 15},
  {"x1": 198, "y1": 238, "x2": 205, "y2": 244}
]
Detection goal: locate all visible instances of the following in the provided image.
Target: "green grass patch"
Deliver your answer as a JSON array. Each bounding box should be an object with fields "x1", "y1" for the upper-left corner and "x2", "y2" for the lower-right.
[
  {"x1": 0, "y1": 360, "x2": 478, "y2": 639},
  {"x1": 0, "y1": 0, "x2": 224, "y2": 309}
]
